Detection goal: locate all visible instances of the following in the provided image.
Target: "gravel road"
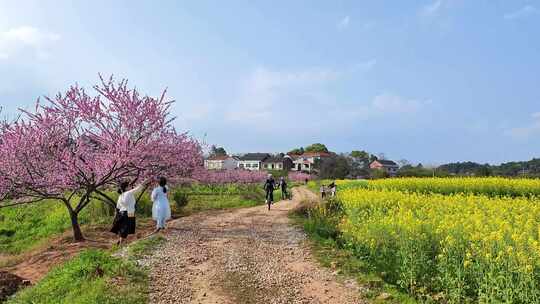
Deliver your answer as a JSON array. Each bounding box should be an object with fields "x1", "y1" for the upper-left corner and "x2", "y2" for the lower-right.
[{"x1": 143, "y1": 187, "x2": 363, "y2": 304}]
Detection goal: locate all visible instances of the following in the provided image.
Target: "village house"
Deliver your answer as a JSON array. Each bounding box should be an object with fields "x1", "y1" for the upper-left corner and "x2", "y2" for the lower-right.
[
  {"x1": 370, "y1": 159, "x2": 399, "y2": 176},
  {"x1": 204, "y1": 155, "x2": 238, "y2": 170},
  {"x1": 289, "y1": 152, "x2": 331, "y2": 173},
  {"x1": 262, "y1": 155, "x2": 294, "y2": 171},
  {"x1": 236, "y1": 153, "x2": 271, "y2": 171}
]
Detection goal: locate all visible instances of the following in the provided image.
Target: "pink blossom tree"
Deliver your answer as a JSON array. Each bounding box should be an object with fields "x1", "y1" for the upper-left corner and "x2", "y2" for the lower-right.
[{"x1": 0, "y1": 76, "x2": 202, "y2": 241}]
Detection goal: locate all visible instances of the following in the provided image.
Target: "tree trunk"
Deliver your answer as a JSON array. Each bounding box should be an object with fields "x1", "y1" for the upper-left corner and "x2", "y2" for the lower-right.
[{"x1": 68, "y1": 209, "x2": 85, "y2": 242}]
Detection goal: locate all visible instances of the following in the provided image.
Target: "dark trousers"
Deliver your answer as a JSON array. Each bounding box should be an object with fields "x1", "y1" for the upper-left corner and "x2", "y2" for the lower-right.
[
  {"x1": 281, "y1": 188, "x2": 288, "y2": 199},
  {"x1": 266, "y1": 190, "x2": 274, "y2": 210},
  {"x1": 266, "y1": 190, "x2": 274, "y2": 203}
]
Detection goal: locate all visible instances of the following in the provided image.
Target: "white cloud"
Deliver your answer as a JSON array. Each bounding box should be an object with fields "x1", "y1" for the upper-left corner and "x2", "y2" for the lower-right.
[
  {"x1": 371, "y1": 93, "x2": 430, "y2": 114},
  {"x1": 337, "y1": 16, "x2": 350, "y2": 30},
  {"x1": 224, "y1": 66, "x2": 424, "y2": 133},
  {"x1": 504, "y1": 5, "x2": 539, "y2": 20},
  {"x1": 226, "y1": 66, "x2": 340, "y2": 123},
  {"x1": 248, "y1": 66, "x2": 339, "y2": 91},
  {"x1": 505, "y1": 112, "x2": 540, "y2": 139},
  {"x1": 0, "y1": 26, "x2": 61, "y2": 60},
  {"x1": 327, "y1": 93, "x2": 431, "y2": 125},
  {"x1": 420, "y1": 0, "x2": 443, "y2": 17}
]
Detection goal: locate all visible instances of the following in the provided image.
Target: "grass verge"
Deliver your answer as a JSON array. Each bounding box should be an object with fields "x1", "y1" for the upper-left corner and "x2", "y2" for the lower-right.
[
  {"x1": 6, "y1": 249, "x2": 148, "y2": 304},
  {"x1": 7, "y1": 235, "x2": 166, "y2": 304},
  {"x1": 0, "y1": 200, "x2": 116, "y2": 255},
  {"x1": 290, "y1": 199, "x2": 417, "y2": 304},
  {"x1": 127, "y1": 235, "x2": 166, "y2": 261}
]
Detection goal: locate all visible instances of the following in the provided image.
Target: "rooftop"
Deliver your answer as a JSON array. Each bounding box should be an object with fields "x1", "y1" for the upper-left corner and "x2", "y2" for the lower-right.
[
  {"x1": 374, "y1": 159, "x2": 399, "y2": 166},
  {"x1": 263, "y1": 156, "x2": 286, "y2": 163},
  {"x1": 288, "y1": 152, "x2": 332, "y2": 159},
  {"x1": 207, "y1": 155, "x2": 230, "y2": 161},
  {"x1": 239, "y1": 153, "x2": 271, "y2": 161}
]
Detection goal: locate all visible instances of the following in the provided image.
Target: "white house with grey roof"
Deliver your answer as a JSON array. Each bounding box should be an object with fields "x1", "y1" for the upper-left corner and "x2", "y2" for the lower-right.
[{"x1": 236, "y1": 153, "x2": 271, "y2": 171}]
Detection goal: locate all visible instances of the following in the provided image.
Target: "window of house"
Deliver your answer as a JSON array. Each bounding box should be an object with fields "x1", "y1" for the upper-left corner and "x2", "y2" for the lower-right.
[{"x1": 239, "y1": 163, "x2": 244, "y2": 168}]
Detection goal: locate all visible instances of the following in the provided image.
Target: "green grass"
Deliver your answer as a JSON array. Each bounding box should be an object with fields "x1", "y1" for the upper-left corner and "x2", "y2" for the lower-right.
[
  {"x1": 307, "y1": 180, "x2": 325, "y2": 192},
  {"x1": 290, "y1": 198, "x2": 417, "y2": 304},
  {"x1": 0, "y1": 201, "x2": 69, "y2": 254},
  {"x1": 0, "y1": 200, "x2": 104, "y2": 255},
  {"x1": 7, "y1": 235, "x2": 166, "y2": 304},
  {"x1": 172, "y1": 183, "x2": 273, "y2": 214},
  {"x1": 0, "y1": 194, "x2": 130, "y2": 255},
  {"x1": 6, "y1": 249, "x2": 148, "y2": 304},
  {"x1": 127, "y1": 235, "x2": 166, "y2": 260}
]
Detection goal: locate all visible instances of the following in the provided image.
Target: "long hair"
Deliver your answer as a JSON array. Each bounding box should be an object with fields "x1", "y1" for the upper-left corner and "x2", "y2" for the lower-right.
[
  {"x1": 159, "y1": 177, "x2": 167, "y2": 193},
  {"x1": 118, "y1": 181, "x2": 129, "y2": 194}
]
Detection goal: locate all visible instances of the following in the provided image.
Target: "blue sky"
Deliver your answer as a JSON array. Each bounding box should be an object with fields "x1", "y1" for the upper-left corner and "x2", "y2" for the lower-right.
[{"x1": 0, "y1": 0, "x2": 539, "y2": 164}]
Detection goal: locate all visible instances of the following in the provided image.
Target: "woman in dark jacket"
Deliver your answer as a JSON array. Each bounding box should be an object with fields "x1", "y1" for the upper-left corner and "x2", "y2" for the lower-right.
[
  {"x1": 279, "y1": 177, "x2": 289, "y2": 200},
  {"x1": 263, "y1": 174, "x2": 276, "y2": 210}
]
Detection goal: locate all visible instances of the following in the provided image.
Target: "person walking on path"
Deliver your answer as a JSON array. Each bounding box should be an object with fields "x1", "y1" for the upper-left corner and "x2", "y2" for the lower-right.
[
  {"x1": 279, "y1": 177, "x2": 289, "y2": 200},
  {"x1": 111, "y1": 180, "x2": 146, "y2": 245},
  {"x1": 264, "y1": 174, "x2": 277, "y2": 210},
  {"x1": 320, "y1": 184, "x2": 326, "y2": 199},
  {"x1": 151, "y1": 177, "x2": 172, "y2": 233}
]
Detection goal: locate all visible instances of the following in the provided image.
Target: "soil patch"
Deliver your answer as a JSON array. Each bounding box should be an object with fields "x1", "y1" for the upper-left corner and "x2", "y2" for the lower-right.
[{"x1": 0, "y1": 271, "x2": 30, "y2": 302}]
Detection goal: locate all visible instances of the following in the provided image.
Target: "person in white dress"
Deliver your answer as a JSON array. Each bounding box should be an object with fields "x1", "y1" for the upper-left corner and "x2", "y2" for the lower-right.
[{"x1": 151, "y1": 177, "x2": 172, "y2": 232}]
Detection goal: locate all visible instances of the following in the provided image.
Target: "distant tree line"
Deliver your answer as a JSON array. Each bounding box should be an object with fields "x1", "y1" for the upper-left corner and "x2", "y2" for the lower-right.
[
  {"x1": 288, "y1": 143, "x2": 329, "y2": 155},
  {"x1": 316, "y1": 150, "x2": 540, "y2": 179},
  {"x1": 314, "y1": 150, "x2": 378, "y2": 180},
  {"x1": 436, "y1": 159, "x2": 540, "y2": 177}
]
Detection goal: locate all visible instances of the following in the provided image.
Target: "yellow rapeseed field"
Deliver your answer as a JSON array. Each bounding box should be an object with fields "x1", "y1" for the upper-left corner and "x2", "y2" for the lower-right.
[
  {"x1": 366, "y1": 177, "x2": 540, "y2": 197},
  {"x1": 336, "y1": 178, "x2": 540, "y2": 303}
]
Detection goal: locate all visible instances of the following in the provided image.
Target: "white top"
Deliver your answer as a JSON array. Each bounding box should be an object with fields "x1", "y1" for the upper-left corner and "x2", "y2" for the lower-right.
[
  {"x1": 117, "y1": 184, "x2": 144, "y2": 213},
  {"x1": 151, "y1": 186, "x2": 171, "y2": 221},
  {"x1": 151, "y1": 186, "x2": 169, "y2": 203}
]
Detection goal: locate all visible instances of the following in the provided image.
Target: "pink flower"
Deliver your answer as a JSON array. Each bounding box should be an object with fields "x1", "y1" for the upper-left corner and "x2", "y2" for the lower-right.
[
  {"x1": 193, "y1": 169, "x2": 267, "y2": 184},
  {"x1": 288, "y1": 172, "x2": 312, "y2": 182}
]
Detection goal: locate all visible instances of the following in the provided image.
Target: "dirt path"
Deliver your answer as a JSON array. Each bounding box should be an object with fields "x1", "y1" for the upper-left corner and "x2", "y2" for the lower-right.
[{"x1": 143, "y1": 187, "x2": 363, "y2": 304}]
